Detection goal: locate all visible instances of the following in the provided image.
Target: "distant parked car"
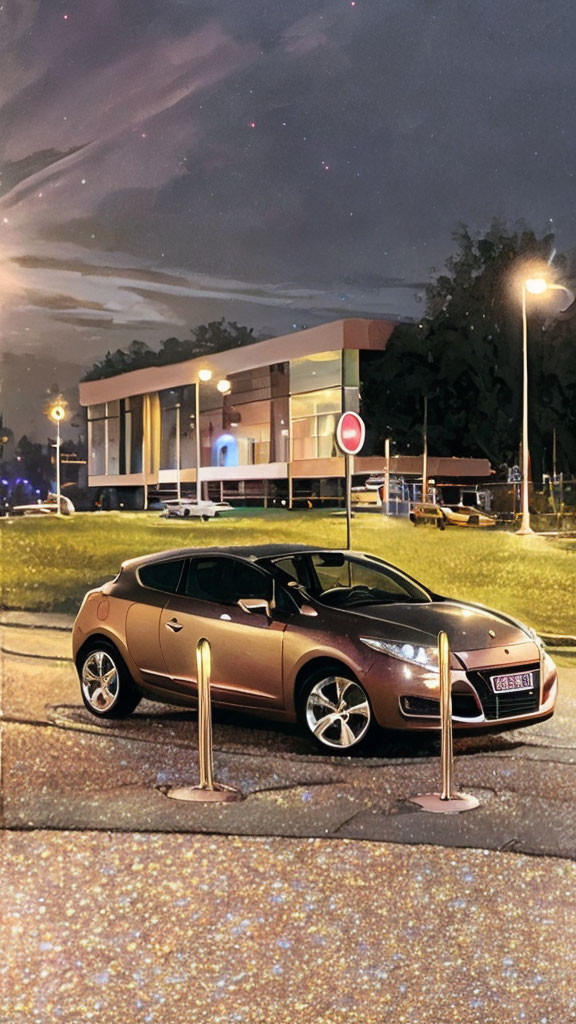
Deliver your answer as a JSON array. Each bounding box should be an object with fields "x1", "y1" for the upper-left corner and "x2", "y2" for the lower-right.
[
  {"x1": 11, "y1": 493, "x2": 75, "y2": 517},
  {"x1": 73, "y1": 544, "x2": 557, "y2": 754},
  {"x1": 160, "y1": 499, "x2": 234, "y2": 521},
  {"x1": 410, "y1": 502, "x2": 496, "y2": 529}
]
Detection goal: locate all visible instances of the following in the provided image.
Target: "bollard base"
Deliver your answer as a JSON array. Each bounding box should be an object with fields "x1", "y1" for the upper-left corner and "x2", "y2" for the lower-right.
[
  {"x1": 408, "y1": 792, "x2": 479, "y2": 815},
  {"x1": 165, "y1": 783, "x2": 244, "y2": 803}
]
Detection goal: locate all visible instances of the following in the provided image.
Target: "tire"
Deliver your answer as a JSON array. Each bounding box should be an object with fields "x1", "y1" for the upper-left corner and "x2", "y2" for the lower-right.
[
  {"x1": 78, "y1": 641, "x2": 141, "y2": 718},
  {"x1": 183, "y1": 508, "x2": 191, "y2": 518},
  {"x1": 436, "y1": 517, "x2": 446, "y2": 531},
  {"x1": 297, "y1": 665, "x2": 375, "y2": 754}
]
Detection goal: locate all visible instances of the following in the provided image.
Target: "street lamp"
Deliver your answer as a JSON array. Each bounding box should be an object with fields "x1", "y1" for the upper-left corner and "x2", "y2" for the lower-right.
[
  {"x1": 518, "y1": 277, "x2": 573, "y2": 535},
  {"x1": 47, "y1": 401, "x2": 67, "y2": 517},
  {"x1": 193, "y1": 372, "x2": 230, "y2": 504}
]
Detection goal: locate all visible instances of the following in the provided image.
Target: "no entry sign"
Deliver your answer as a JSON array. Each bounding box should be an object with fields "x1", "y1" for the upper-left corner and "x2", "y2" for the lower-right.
[{"x1": 336, "y1": 411, "x2": 365, "y2": 456}]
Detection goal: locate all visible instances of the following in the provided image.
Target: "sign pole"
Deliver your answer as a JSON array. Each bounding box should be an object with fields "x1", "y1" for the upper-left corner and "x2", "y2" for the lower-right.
[
  {"x1": 409, "y1": 631, "x2": 479, "y2": 814},
  {"x1": 335, "y1": 411, "x2": 365, "y2": 550},
  {"x1": 384, "y1": 437, "x2": 390, "y2": 515},
  {"x1": 345, "y1": 452, "x2": 352, "y2": 550}
]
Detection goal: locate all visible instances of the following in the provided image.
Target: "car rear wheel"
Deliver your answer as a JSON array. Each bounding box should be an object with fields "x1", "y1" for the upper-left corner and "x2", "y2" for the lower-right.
[
  {"x1": 298, "y1": 666, "x2": 374, "y2": 754},
  {"x1": 79, "y1": 642, "x2": 141, "y2": 718}
]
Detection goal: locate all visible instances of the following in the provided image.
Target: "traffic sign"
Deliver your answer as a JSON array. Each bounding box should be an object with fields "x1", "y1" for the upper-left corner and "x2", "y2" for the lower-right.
[{"x1": 336, "y1": 411, "x2": 365, "y2": 456}]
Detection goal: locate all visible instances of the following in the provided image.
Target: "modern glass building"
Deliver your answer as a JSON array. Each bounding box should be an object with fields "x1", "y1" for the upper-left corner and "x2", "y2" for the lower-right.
[{"x1": 79, "y1": 318, "x2": 490, "y2": 508}]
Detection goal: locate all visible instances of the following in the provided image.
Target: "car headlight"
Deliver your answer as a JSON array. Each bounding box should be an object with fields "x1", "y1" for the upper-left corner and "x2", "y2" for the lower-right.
[{"x1": 360, "y1": 637, "x2": 439, "y2": 670}]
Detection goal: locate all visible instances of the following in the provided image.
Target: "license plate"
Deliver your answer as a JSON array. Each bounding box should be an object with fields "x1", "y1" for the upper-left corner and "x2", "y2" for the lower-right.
[{"x1": 491, "y1": 671, "x2": 534, "y2": 693}]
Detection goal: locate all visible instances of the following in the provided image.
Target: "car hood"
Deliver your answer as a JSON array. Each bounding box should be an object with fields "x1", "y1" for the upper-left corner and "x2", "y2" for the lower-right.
[{"x1": 347, "y1": 599, "x2": 531, "y2": 651}]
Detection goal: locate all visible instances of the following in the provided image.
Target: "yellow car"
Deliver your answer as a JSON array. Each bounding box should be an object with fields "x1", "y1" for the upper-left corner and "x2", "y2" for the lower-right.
[{"x1": 410, "y1": 503, "x2": 496, "y2": 529}]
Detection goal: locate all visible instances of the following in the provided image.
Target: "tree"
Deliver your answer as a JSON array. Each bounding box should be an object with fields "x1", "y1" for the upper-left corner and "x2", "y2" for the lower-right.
[
  {"x1": 362, "y1": 221, "x2": 576, "y2": 477},
  {"x1": 13, "y1": 435, "x2": 52, "y2": 493},
  {"x1": 0, "y1": 413, "x2": 14, "y2": 459},
  {"x1": 82, "y1": 320, "x2": 258, "y2": 381}
]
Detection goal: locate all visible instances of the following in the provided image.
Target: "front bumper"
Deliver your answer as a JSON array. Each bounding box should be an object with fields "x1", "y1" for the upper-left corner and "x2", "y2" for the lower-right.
[{"x1": 364, "y1": 643, "x2": 558, "y2": 732}]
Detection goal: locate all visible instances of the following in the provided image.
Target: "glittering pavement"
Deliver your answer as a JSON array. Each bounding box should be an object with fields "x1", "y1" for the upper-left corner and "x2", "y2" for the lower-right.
[
  {"x1": 3, "y1": 830, "x2": 576, "y2": 1024},
  {"x1": 3, "y1": 619, "x2": 576, "y2": 1022}
]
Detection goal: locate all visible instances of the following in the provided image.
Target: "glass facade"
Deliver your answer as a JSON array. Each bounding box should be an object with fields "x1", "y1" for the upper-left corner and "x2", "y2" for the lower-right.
[
  {"x1": 206, "y1": 363, "x2": 289, "y2": 467},
  {"x1": 291, "y1": 387, "x2": 341, "y2": 461},
  {"x1": 86, "y1": 349, "x2": 360, "y2": 479},
  {"x1": 88, "y1": 399, "x2": 142, "y2": 475},
  {"x1": 290, "y1": 351, "x2": 341, "y2": 394}
]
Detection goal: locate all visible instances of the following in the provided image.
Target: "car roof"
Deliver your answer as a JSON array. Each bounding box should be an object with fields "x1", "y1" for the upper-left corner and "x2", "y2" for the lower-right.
[{"x1": 121, "y1": 544, "x2": 321, "y2": 572}]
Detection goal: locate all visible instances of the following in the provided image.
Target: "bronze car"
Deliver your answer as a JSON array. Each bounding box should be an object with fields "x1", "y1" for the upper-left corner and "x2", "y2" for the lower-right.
[{"x1": 73, "y1": 544, "x2": 557, "y2": 753}]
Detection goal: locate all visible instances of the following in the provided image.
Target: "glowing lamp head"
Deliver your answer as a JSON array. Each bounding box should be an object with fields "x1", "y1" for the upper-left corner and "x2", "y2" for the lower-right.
[
  {"x1": 525, "y1": 278, "x2": 549, "y2": 295},
  {"x1": 49, "y1": 403, "x2": 66, "y2": 422},
  {"x1": 217, "y1": 378, "x2": 231, "y2": 394},
  {"x1": 198, "y1": 369, "x2": 213, "y2": 383}
]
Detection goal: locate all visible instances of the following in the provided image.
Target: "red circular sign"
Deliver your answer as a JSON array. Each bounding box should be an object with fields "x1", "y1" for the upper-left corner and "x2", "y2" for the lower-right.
[{"x1": 336, "y1": 411, "x2": 366, "y2": 456}]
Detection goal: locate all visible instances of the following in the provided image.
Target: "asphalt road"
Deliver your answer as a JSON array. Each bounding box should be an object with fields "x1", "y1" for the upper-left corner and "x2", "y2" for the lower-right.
[{"x1": 2, "y1": 617, "x2": 576, "y2": 1023}]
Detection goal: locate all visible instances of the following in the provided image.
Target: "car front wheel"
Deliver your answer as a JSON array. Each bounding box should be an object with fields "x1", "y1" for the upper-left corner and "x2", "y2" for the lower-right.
[
  {"x1": 79, "y1": 642, "x2": 141, "y2": 718},
  {"x1": 299, "y1": 667, "x2": 374, "y2": 754}
]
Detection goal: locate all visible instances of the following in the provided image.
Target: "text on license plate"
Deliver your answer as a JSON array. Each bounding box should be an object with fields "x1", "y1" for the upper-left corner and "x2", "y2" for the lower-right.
[{"x1": 491, "y1": 671, "x2": 535, "y2": 693}]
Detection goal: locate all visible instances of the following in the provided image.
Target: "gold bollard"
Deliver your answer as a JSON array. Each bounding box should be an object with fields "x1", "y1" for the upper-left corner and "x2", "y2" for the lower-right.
[
  {"x1": 409, "y1": 630, "x2": 479, "y2": 814},
  {"x1": 439, "y1": 630, "x2": 454, "y2": 800},
  {"x1": 167, "y1": 638, "x2": 244, "y2": 803}
]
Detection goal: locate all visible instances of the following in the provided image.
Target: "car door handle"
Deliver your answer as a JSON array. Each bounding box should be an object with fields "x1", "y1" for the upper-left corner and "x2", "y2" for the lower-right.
[{"x1": 165, "y1": 618, "x2": 183, "y2": 633}]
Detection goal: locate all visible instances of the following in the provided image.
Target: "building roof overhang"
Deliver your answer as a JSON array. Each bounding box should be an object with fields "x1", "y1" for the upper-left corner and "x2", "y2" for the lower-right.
[{"x1": 79, "y1": 318, "x2": 397, "y2": 406}]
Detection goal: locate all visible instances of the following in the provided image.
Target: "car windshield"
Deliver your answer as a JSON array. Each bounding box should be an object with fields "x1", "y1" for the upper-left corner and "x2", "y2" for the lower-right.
[
  {"x1": 445, "y1": 505, "x2": 482, "y2": 514},
  {"x1": 271, "y1": 552, "x2": 431, "y2": 608}
]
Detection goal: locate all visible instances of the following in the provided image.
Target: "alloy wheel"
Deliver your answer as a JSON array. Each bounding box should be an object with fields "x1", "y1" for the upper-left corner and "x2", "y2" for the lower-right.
[
  {"x1": 81, "y1": 650, "x2": 120, "y2": 713},
  {"x1": 305, "y1": 675, "x2": 371, "y2": 750}
]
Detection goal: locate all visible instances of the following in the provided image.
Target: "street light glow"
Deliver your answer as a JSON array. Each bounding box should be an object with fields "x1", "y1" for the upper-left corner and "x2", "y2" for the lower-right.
[
  {"x1": 198, "y1": 369, "x2": 212, "y2": 383},
  {"x1": 216, "y1": 378, "x2": 231, "y2": 394},
  {"x1": 48, "y1": 401, "x2": 67, "y2": 422},
  {"x1": 525, "y1": 278, "x2": 549, "y2": 295}
]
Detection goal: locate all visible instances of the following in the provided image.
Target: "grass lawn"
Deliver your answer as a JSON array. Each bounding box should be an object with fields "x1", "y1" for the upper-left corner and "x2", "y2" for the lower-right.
[{"x1": 1, "y1": 510, "x2": 574, "y2": 640}]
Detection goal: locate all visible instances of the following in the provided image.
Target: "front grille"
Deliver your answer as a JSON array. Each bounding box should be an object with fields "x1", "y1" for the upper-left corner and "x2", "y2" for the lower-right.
[{"x1": 466, "y1": 663, "x2": 541, "y2": 721}]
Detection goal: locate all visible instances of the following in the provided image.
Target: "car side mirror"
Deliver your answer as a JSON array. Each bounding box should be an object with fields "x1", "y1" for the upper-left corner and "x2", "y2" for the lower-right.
[
  {"x1": 299, "y1": 603, "x2": 318, "y2": 617},
  {"x1": 286, "y1": 581, "x2": 318, "y2": 617},
  {"x1": 237, "y1": 597, "x2": 272, "y2": 618}
]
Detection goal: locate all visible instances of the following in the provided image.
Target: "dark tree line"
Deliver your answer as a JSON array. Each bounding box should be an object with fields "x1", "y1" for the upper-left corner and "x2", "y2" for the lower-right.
[
  {"x1": 82, "y1": 319, "x2": 258, "y2": 381},
  {"x1": 361, "y1": 222, "x2": 576, "y2": 478}
]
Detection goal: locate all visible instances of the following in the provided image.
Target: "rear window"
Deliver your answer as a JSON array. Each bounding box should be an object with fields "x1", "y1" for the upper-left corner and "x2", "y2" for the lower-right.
[{"x1": 138, "y1": 559, "x2": 185, "y2": 594}]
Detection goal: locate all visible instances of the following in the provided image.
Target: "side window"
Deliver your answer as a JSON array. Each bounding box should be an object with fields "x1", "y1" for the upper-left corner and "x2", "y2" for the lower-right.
[
  {"x1": 230, "y1": 561, "x2": 272, "y2": 603},
  {"x1": 184, "y1": 557, "x2": 272, "y2": 606},
  {"x1": 138, "y1": 559, "x2": 185, "y2": 593},
  {"x1": 185, "y1": 558, "x2": 232, "y2": 604}
]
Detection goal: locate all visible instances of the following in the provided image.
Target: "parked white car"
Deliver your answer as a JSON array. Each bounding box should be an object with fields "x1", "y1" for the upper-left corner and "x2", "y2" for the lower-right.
[{"x1": 159, "y1": 499, "x2": 234, "y2": 521}]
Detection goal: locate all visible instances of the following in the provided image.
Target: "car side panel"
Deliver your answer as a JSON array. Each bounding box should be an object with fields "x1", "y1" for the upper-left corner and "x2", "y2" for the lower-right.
[
  {"x1": 282, "y1": 609, "x2": 377, "y2": 719},
  {"x1": 73, "y1": 591, "x2": 144, "y2": 686}
]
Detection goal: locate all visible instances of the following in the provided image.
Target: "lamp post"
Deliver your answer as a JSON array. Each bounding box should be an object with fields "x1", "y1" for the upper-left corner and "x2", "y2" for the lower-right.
[
  {"x1": 518, "y1": 278, "x2": 573, "y2": 535},
  {"x1": 175, "y1": 402, "x2": 181, "y2": 504},
  {"x1": 193, "y1": 371, "x2": 231, "y2": 505},
  {"x1": 48, "y1": 401, "x2": 67, "y2": 517}
]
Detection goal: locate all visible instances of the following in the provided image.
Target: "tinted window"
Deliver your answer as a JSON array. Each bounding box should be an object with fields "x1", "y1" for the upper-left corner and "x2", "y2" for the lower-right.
[
  {"x1": 231, "y1": 560, "x2": 272, "y2": 602},
  {"x1": 185, "y1": 557, "x2": 272, "y2": 606},
  {"x1": 139, "y1": 559, "x2": 185, "y2": 593}
]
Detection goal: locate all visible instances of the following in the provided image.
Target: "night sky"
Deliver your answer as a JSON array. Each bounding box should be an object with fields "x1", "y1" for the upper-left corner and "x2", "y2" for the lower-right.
[{"x1": 2, "y1": 0, "x2": 576, "y2": 436}]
